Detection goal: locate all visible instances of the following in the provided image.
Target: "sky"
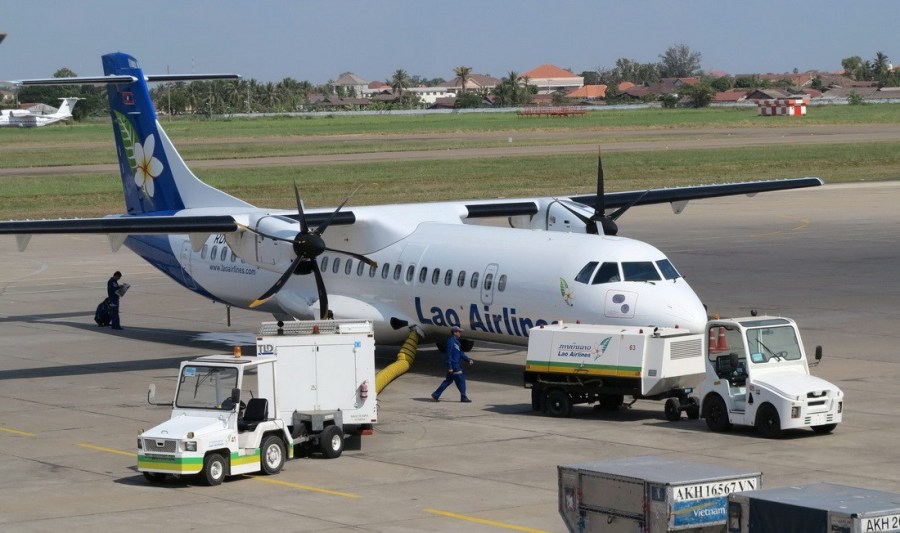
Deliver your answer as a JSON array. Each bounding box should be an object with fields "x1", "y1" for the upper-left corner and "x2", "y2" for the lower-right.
[{"x1": 1, "y1": 1, "x2": 897, "y2": 85}]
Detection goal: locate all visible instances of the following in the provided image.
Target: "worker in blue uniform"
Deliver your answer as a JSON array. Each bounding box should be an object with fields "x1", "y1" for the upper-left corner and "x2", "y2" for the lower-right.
[{"x1": 431, "y1": 325, "x2": 474, "y2": 402}]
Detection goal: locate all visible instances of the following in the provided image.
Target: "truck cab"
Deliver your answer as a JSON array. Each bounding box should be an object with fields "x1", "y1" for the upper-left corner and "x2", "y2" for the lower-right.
[
  {"x1": 138, "y1": 354, "x2": 292, "y2": 485},
  {"x1": 698, "y1": 316, "x2": 843, "y2": 438}
]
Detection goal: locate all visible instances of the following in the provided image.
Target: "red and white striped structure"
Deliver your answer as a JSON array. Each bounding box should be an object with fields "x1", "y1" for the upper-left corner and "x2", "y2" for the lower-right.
[{"x1": 756, "y1": 97, "x2": 808, "y2": 116}]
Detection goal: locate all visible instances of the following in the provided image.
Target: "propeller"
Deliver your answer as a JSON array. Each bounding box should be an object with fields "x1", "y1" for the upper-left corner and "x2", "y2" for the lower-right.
[
  {"x1": 558, "y1": 148, "x2": 649, "y2": 236},
  {"x1": 248, "y1": 183, "x2": 376, "y2": 319}
]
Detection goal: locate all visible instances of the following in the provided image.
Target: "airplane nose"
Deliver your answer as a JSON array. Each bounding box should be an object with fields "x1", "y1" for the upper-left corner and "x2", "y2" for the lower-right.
[{"x1": 666, "y1": 281, "x2": 708, "y2": 333}]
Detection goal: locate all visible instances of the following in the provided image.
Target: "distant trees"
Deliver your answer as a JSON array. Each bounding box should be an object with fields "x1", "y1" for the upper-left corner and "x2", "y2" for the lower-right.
[
  {"x1": 841, "y1": 51, "x2": 899, "y2": 86},
  {"x1": 491, "y1": 71, "x2": 535, "y2": 107},
  {"x1": 453, "y1": 65, "x2": 472, "y2": 93},
  {"x1": 657, "y1": 43, "x2": 702, "y2": 78}
]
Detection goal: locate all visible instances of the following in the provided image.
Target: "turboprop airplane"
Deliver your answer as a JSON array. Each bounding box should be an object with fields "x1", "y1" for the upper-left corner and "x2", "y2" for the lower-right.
[
  {"x1": 0, "y1": 97, "x2": 80, "y2": 127},
  {"x1": 0, "y1": 52, "x2": 823, "y2": 346}
]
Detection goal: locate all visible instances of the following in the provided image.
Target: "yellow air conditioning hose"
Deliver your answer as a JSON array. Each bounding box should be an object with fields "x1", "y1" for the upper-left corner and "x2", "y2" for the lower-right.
[{"x1": 375, "y1": 329, "x2": 421, "y2": 394}]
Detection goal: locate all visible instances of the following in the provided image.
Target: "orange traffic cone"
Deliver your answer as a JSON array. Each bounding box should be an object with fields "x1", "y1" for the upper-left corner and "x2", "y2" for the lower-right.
[
  {"x1": 708, "y1": 328, "x2": 718, "y2": 352},
  {"x1": 717, "y1": 327, "x2": 728, "y2": 351}
]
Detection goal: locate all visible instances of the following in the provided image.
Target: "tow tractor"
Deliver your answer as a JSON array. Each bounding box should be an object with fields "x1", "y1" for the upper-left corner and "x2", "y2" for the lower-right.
[{"x1": 697, "y1": 315, "x2": 843, "y2": 437}]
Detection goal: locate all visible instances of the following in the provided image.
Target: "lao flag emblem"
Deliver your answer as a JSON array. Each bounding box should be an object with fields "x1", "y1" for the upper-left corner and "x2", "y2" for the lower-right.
[{"x1": 123, "y1": 92, "x2": 134, "y2": 105}]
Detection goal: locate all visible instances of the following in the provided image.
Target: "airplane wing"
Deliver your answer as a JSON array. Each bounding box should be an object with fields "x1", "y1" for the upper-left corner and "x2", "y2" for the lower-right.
[{"x1": 462, "y1": 177, "x2": 823, "y2": 219}]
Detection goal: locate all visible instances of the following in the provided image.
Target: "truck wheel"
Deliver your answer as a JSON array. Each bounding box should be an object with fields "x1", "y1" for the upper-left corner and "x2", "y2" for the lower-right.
[
  {"x1": 142, "y1": 471, "x2": 166, "y2": 484},
  {"x1": 544, "y1": 389, "x2": 572, "y2": 418},
  {"x1": 664, "y1": 398, "x2": 681, "y2": 422},
  {"x1": 201, "y1": 453, "x2": 227, "y2": 486},
  {"x1": 755, "y1": 404, "x2": 783, "y2": 438},
  {"x1": 319, "y1": 425, "x2": 344, "y2": 459},
  {"x1": 811, "y1": 423, "x2": 837, "y2": 435},
  {"x1": 261, "y1": 435, "x2": 286, "y2": 475},
  {"x1": 704, "y1": 394, "x2": 732, "y2": 432},
  {"x1": 686, "y1": 397, "x2": 700, "y2": 420}
]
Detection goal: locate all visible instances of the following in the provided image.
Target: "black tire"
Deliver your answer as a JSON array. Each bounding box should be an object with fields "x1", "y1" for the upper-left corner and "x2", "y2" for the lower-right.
[
  {"x1": 811, "y1": 423, "x2": 837, "y2": 435},
  {"x1": 530, "y1": 388, "x2": 542, "y2": 411},
  {"x1": 544, "y1": 389, "x2": 572, "y2": 418},
  {"x1": 664, "y1": 398, "x2": 682, "y2": 422},
  {"x1": 261, "y1": 435, "x2": 286, "y2": 475},
  {"x1": 201, "y1": 453, "x2": 227, "y2": 486},
  {"x1": 319, "y1": 425, "x2": 344, "y2": 459},
  {"x1": 704, "y1": 394, "x2": 732, "y2": 432},
  {"x1": 755, "y1": 404, "x2": 783, "y2": 438},
  {"x1": 686, "y1": 397, "x2": 700, "y2": 420},
  {"x1": 142, "y1": 471, "x2": 166, "y2": 484}
]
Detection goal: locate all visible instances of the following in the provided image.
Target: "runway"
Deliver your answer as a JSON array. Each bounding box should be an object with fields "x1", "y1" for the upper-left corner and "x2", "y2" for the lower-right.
[{"x1": 1, "y1": 182, "x2": 899, "y2": 532}]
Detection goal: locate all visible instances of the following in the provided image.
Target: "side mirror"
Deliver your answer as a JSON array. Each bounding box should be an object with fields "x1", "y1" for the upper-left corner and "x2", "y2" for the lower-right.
[{"x1": 231, "y1": 387, "x2": 241, "y2": 405}]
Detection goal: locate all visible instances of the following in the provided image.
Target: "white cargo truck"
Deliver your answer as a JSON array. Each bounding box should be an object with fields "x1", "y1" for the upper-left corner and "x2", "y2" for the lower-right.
[
  {"x1": 137, "y1": 320, "x2": 376, "y2": 485},
  {"x1": 525, "y1": 323, "x2": 706, "y2": 418},
  {"x1": 698, "y1": 315, "x2": 843, "y2": 438}
]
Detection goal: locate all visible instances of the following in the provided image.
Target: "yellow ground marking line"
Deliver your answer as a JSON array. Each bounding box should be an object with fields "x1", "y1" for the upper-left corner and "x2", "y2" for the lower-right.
[
  {"x1": 424, "y1": 508, "x2": 550, "y2": 533},
  {"x1": 252, "y1": 476, "x2": 360, "y2": 498},
  {"x1": 0, "y1": 426, "x2": 36, "y2": 437},
  {"x1": 78, "y1": 443, "x2": 135, "y2": 457}
]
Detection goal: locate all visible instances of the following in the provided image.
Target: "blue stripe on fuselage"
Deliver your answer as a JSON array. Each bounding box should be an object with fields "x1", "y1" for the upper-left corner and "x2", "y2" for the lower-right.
[{"x1": 124, "y1": 235, "x2": 216, "y2": 300}]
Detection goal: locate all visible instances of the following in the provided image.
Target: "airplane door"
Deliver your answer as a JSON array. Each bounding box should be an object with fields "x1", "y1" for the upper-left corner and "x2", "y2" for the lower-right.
[
  {"x1": 179, "y1": 241, "x2": 197, "y2": 289},
  {"x1": 481, "y1": 263, "x2": 499, "y2": 305}
]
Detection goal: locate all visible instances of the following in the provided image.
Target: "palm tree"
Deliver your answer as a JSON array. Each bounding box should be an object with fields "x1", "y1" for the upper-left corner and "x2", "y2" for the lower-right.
[
  {"x1": 453, "y1": 65, "x2": 472, "y2": 94},
  {"x1": 872, "y1": 51, "x2": 891, "y2": 78},
  {"x1": 390, "y1": 69, "x2": 410, "y2": 99}
]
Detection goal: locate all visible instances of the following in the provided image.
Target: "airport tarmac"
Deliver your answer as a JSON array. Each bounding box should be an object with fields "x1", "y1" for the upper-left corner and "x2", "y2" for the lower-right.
[{"x1": 1, "y1": 182, "x2": 899, "y2": 532}]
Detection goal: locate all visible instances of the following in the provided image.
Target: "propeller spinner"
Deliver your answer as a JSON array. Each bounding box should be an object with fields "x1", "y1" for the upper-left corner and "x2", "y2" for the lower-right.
[{"x1": 248, "y1": 184, "x2": 376, "y2": 319}]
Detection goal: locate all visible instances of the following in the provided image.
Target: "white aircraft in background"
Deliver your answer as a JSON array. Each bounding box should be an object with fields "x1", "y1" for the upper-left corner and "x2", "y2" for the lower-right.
[
  {"x1": 0, "y1": 52, "x2": 822, "y2": 347},
  {"x1": 0, "y1": 97, "x2": 80, "y2": 127}
]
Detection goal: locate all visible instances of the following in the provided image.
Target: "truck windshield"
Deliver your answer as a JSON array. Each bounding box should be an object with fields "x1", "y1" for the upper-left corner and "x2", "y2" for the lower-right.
[
  {"x1": 176, "y1": 366, "x2": 239, "y2": 410},
  {"x1": 745, "y1": 326, "x2": 803, "y2": 364}
]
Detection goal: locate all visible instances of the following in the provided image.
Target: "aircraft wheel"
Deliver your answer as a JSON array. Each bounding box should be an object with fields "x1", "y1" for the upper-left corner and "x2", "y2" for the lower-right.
[
  {"x1": 544, "y1": 389, "x2": 572, "y2": 418},
  {"x1": 664, "y1": 398, "x2": 682, "y2": 421},
  {"x1": 755, "y1": 404, "x2": 783, "y2": 439},
  {"x1": 704, "y1": 394, "x2": 732, "y2": 432},
  {"x1": 261, "y1": 435, "x2": 285, "y2": 475},
  {"x1": 319, "y1": 425, "x2": 344, "y2": 459},
  {"x1": 201, "y1": 453, "x2": 227, "y2": 486}
]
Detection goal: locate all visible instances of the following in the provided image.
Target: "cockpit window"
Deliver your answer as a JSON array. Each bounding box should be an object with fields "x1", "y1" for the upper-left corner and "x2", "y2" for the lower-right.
[
  {"x1": 574, "y1": 261, "x2": 598, "y2": 284},
  {"x1": 656, "y1": 259, "x2": 681, "y2": 280},
  {"x1": 622, "y1": 262, "x2": 662, "y2": 282},
  {"x1": 592, "y1": 262, "x2": 621, "y2": 284}
]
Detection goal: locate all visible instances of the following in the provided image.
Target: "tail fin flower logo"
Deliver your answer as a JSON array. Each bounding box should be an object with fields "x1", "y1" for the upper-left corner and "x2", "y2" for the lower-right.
[{"x1": 133, "y1": 134, "x2": 163, "y2": 198}]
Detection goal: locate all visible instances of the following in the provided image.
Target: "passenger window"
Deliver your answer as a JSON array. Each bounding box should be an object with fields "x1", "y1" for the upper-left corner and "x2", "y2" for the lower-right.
[
  {"x1": 393, "y1": 264, "x2": 402, "y2": 281},
  {"x1": 201, "y1": 245, "x2": 208, "y2": 260},
  {"x1": 370, "y1": 264, "x2": 377, "y2": 278},
  {"x1": 457, "y1": 270, "x2": 466, "y2": 287},
  {"x1": 407, "y1": 265, "x2": 416, "y2": 282},
  {"x1": 470, "y1": 272, "x2": 479, "y2": 289},
  {"x1": 210, "y1": 245, "x2": 218, "y2": 260},
  {"x1": 444, "y1": 269, "x2": 453, "y2": 286},
  {"x1": 321, "y1": 256, "x2": 329, "y2": 272},
  {"x1": 230, "y1": 251, "x2": 237, "y2": 263},
  {"x1": 332, "y1": 257, "x2": 341, "y2": 274},
  {"x1": 592, "y1": 262, "x2": 621, "y2": 284},
  {"x1": 357, "y1": 261, "x2": 365, "y2": 276},
  {"x1": 483, "y1": 273, "x2": 493, "y2": 291},
  {"x1": 622, "y1": 261, "x2": 662, "y2": 282},
  {"x1": 418, "y1": 267, "x2": 427, "y2": 283},
  {"x1": 381, "y1": 263, "x2": 390, "y2": 279},
  {"x1": 220, "y1": 247, "x2": 228, "y2": 261},
  {"x1": 345, "y1": 259, "x2": 353, "y2": 275},
  {"x1": 575, "y1": 261, "x2": 599, "y2": 284},
  {"x1": 497, "y1": 274, "x2": 507, "y2": 292},
  {"x1": 432, "y1": 268, "x2": 441, "y2": 285}
]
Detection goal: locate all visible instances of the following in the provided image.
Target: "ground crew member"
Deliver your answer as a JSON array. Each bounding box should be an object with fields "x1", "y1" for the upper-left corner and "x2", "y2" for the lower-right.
[{"x1": 431, "y1": 325, "x2": 474, "y2": 402}]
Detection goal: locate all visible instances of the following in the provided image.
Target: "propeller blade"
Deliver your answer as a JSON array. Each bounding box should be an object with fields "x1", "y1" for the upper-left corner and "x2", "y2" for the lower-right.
[
  {"x1": 313, "y1": 185, "x2": 361, "y2": 236},
  {"x1": 311, "y1": 259, "x2": 329, "y2": 320},
  {"x1": 293, "y1": 181, "x2": 309, "y2": 234},
  {"x1": 249, "y1": 254, "x2": 304, "y2": 308},
  {"x1": 325, "y1": 247, "x2": 378, "y2": 268},
  {"x1": 608, "y1": 190, "x2": 651, "y2": 221},
  {"x1": 595, "y1": 147, "x2": 605, "y2": 218}
]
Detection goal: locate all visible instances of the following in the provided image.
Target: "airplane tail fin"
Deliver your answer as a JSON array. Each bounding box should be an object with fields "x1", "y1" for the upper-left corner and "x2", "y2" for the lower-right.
[
  {"x1": 101, "y1": 52, "x2": 252, "y2": 215},
  {"x1": 53, "y1": 97, "x2": 79, "y2": 119}
]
